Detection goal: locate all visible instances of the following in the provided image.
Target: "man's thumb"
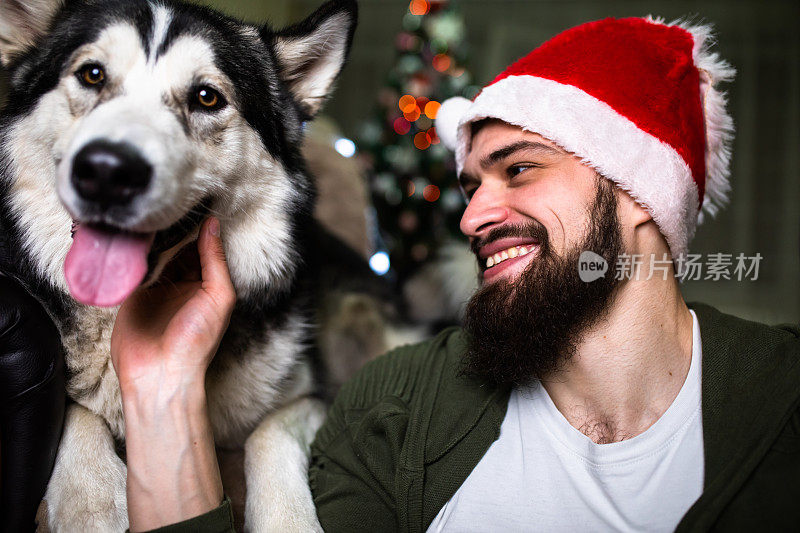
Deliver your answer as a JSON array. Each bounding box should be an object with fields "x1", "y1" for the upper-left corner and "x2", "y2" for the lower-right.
[{"x1": 198, "y1": 217, "x2": 235, "y2": 301}]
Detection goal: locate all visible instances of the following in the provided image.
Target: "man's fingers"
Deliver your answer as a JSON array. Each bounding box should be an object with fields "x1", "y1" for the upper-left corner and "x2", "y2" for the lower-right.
[{"x1": 198, "y1": 217, "x2": 236, "y2": 310}]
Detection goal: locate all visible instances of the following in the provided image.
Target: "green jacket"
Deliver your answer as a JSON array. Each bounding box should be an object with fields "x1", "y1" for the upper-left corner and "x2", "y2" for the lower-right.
[
  {"x1": 309, "y1": 303, "x2": 800, "y2": 532},
  {"x1": 159, "y1": 303, "x2": 800, "y2": 532}
]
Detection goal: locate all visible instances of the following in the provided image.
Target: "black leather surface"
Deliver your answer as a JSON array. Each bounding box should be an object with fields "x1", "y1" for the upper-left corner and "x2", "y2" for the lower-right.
[{"x1": 0, "y1": 273, "x2": 66, "y2": 533}]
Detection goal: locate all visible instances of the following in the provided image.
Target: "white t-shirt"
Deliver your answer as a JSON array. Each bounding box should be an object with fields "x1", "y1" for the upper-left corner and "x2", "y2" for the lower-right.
[{"x1": 428, "y1": 310, "x2": 704, "y2": 533}]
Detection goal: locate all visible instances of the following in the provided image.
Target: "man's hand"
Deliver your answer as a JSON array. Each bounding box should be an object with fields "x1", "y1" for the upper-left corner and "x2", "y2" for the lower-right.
[
  {"x1": 111, "y1": 217, "x2": 236, "y2": 392},
  {"x1": 111, "y1": 217, "x2": 236, "y2": 532}
]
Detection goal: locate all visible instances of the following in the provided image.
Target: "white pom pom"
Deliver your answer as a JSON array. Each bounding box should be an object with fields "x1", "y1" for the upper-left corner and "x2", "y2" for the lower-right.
[{"x1": 435, "y1": 96, "x2": 472, "y2": 150}]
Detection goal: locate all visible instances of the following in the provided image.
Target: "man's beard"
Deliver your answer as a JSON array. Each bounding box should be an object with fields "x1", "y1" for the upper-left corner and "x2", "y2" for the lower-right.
[{"x1": 462, "y1": 177, "x2": 623, "y2": 387}]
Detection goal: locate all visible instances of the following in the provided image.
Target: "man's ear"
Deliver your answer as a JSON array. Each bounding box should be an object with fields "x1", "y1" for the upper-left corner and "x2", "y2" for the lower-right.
[
  {"x1": 268, "y1": 0, "x2": 357, "y2": 119},
  {"x1": 616, "y1": 186, "x2": 653, "y2": 229},
  {"x1": 0, "y1": 0, "x2": 64, "y2": 66}
]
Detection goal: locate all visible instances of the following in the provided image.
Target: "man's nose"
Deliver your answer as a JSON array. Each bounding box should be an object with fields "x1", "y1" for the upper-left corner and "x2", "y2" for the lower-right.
[{"x1": 459, "y1": 186, "x2": 510, "y2": 238}]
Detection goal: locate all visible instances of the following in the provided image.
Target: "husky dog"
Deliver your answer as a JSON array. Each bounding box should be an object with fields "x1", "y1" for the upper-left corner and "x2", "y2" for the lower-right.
[{"x1": 0, "y1": 0, "x2": 378, "y2": 530}]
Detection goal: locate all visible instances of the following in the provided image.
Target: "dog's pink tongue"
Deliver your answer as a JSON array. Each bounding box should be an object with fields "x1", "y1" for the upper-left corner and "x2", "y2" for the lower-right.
[{"x1": 64, "y1": 225, "x2": 155, "y2": 307}]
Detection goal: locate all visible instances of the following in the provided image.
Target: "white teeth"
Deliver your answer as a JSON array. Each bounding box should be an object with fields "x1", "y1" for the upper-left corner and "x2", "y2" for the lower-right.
[{"x1": 485, "y1": 244, "x2": 537, "y2": 269}]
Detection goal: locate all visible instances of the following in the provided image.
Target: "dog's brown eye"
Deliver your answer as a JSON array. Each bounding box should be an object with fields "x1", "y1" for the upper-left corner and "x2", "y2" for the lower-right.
[
  {"x1": 78, "y1": 64, "x2": 105, "y2": 87},
  {"x1": 195, "y1": 86, "x2": 224, "y2": 110}
]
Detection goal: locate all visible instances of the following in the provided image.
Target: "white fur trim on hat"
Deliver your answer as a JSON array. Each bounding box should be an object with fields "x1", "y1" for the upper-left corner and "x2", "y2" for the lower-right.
[{"x1": 441, "y1": 75, "x2": 700, "y2": 259}]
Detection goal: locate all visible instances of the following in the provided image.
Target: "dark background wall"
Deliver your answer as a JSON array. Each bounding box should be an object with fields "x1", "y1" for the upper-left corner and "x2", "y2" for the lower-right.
[{"x1": 1, "y1": 0, "x2": 798, "y2": 323}]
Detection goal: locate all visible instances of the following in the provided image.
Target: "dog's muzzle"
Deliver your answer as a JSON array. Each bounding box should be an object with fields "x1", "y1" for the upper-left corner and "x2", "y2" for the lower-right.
[
  {"x1": 64, "y1": 140, "x2": 157, "y2": 308},
  {"x1": 71, "y1": 140, "x2": 152, "y2": 207}
]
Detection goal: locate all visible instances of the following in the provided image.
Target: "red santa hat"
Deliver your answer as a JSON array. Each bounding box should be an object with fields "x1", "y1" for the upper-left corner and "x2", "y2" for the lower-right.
[{"x1": 436, "y1": 17, "x2": 735, "y2": 259}]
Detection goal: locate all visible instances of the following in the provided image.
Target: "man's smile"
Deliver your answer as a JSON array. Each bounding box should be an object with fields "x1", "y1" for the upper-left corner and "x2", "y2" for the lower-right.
[
  {"x1": 478, "y1": 237, "x2": 541, "y2": 282},
  {"x1": 485, "y1": 244, "x2": 536, "y2": 268}
]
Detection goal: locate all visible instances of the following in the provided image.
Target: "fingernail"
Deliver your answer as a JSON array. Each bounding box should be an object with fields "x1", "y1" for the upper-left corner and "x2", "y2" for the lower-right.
[{"x1": 208, "y1": 217, "x2": 220, "y2": 237}]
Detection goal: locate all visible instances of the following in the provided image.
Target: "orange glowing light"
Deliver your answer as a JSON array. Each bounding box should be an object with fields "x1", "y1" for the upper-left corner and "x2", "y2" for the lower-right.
[
  {"x1": 393, "y1": 117, "x2": 411, "y2": 135},
  {"x1": 414, "y1": 132, "x2": 431, "y2": 150},
  {"x1": 407, "y1": 182, "x2": 416, "y2": 197},
  {"x1": 409, "y1": 0, "x2": 429, "y2": 16},
  {"x1": 432, "y1": 54, "x2": 451, "y2": 72},
  {"x1": 398, "y1": 94, "x2": 417, "y2": 113},
  {"x1": 424, "y1": 101, "x2": 441, "y2": 119},
  {"x1": 404, "y1": 107, "x2": 421, "y2": 122},
  {"x1": 423, "y1": 185, "x2": 440, "y2": 202},
  {"x1": 427, "y1": 127, "x2": 439, "y2": 144}
]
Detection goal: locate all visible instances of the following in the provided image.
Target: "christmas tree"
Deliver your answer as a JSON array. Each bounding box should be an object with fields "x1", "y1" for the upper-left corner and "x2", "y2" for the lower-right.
[{"x1": 356, "y1": 0, "x2": 478, "y2": 286}]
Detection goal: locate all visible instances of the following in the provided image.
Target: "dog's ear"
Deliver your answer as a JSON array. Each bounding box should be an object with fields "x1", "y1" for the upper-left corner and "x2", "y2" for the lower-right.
[
  {"x1": 269, "y1": 0, "x2": 357, "y2": 119},
  {"x1": 0, "y1": 0, "x2": 64, "y2": 66}
]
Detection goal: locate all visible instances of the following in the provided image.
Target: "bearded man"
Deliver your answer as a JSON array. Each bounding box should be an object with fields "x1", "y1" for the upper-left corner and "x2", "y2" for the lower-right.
[
  {"x1": 306, "y1": 17, "x2": 800, "y2": 532},
  {"x1": 106, "y1": 16, "x2": 800, "y2": 533}
]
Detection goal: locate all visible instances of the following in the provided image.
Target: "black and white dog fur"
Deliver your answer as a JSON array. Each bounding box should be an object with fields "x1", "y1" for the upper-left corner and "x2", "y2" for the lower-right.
[{"x1": 0, "y1": 0, "x2": 387, "y2": 530}]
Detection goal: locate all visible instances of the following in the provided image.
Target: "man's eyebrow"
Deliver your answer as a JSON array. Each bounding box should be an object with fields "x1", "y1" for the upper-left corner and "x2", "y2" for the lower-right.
[{"x1": 480, "y1": 140, "x2": 563, "y2": 170}]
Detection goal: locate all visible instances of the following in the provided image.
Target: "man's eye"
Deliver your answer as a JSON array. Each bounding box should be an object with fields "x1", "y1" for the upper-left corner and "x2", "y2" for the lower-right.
[
  {"x1": 76, "y1": 64, "x2": 106, "y2": 88},
  {"x1": 507, "y1": 164, "x2": 536, "y2": 178}
]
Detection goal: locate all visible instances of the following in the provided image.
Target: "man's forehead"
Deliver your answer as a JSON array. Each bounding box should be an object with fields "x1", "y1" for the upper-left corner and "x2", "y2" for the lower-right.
[
  {"x1": 465, "y1": 121, "x2": 565, "y2": 166},
  {"x1": 469, "y1": 119, "x2": 563, "y2": 154}
]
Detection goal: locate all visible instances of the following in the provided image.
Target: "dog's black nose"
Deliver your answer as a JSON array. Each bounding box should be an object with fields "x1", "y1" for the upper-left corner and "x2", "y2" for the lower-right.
[{"x1": 71, "y1": 140, "x2": 152, "y2": 206}]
